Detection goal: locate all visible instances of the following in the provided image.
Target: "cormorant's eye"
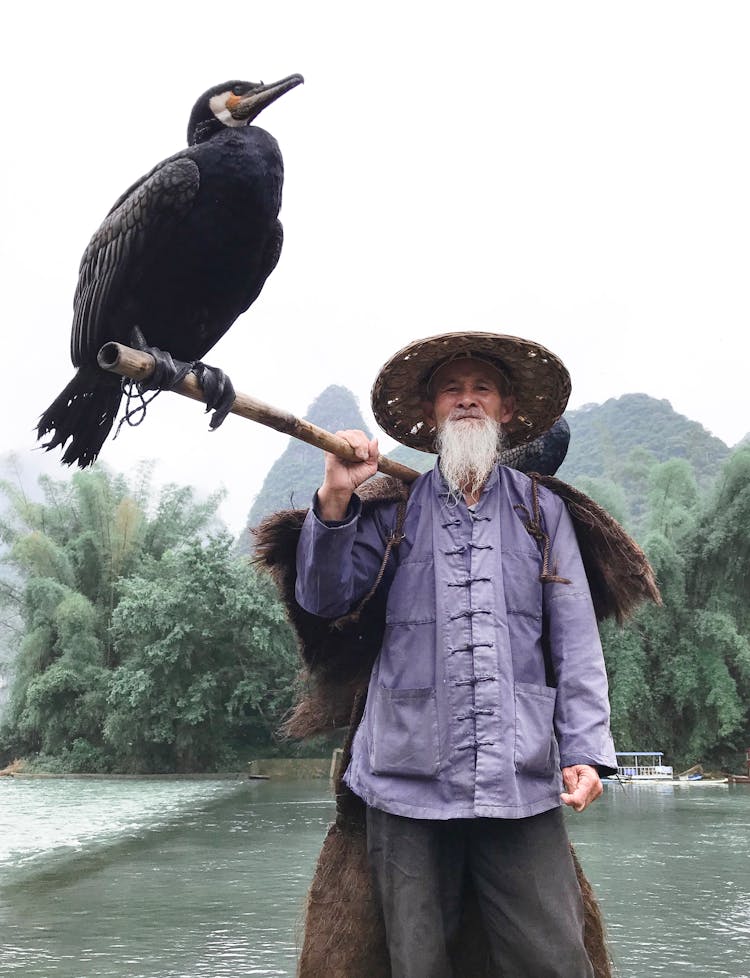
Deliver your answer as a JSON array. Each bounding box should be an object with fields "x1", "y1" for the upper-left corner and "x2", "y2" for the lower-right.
[{"x1": 232, "y1": 85, "x2": 244, "y2": 96}]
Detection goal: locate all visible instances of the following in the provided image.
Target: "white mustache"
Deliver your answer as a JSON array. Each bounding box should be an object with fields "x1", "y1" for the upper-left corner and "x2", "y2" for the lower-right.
[{"x1": 449, "y1": 409, "x2": 486, "y2": 421}]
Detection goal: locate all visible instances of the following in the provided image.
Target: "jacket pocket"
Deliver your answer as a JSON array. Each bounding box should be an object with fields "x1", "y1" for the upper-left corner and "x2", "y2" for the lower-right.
[
  {"x1": 369, "y1": 685, "x2": 440, "y2": 778},
  {"x1": 513, "y1": 682, "x2": 558, "y2": 776}
]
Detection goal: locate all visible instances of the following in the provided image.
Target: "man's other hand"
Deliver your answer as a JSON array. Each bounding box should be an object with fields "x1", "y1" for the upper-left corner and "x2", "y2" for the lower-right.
[{"x1": 560, "y1": 764, "x2": 602, "y2": 812}]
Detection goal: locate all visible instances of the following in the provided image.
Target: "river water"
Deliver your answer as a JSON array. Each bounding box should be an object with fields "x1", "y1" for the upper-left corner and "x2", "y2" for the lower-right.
[{"x1": 1, "y1": 777, "x2": 748, "y2": 977}]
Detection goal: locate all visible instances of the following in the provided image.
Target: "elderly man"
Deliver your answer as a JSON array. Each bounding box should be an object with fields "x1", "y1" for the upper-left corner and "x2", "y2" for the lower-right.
[{"x1": 294, "y1": 332, "x2": 617, "y2": 978}]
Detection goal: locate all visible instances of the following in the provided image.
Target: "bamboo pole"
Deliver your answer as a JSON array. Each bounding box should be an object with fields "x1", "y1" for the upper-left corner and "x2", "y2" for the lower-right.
[{"x1": 96, "y1": 342, "x2": 421, "y2": 484}]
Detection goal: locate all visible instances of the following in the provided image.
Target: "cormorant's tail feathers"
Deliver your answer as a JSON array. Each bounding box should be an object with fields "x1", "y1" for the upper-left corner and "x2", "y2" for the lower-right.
[{"x1": 37, "y1": 367, "x2": 122, "y2": 468}]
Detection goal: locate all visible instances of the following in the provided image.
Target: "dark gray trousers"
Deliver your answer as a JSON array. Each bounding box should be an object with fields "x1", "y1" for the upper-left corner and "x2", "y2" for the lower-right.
[{"x1": 366, "y1": 806, "x2": 594, "y2": 978}]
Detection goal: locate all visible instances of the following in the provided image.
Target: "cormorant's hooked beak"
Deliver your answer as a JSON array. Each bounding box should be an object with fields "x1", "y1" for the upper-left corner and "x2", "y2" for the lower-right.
[{"x1": 229, "y1": 74, "x2": 304, "y2": 122}]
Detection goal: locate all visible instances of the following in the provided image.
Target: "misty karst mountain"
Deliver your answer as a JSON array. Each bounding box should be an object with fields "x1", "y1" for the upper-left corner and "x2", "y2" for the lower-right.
[
  {"x1": 238, "y1": 386, "x2": 371, "y2": 553},
  {"x1": 557, "y1": 393, "x2": 731, "y2": 488},
  {"x1": 556, "y1": 393, "x2": 732, "y2": 532}
]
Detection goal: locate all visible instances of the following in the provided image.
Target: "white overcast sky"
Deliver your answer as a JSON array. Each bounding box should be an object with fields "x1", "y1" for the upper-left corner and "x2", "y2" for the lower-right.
[{"x1": 2, "y1": 1, "x2": 749, "y2": 534}]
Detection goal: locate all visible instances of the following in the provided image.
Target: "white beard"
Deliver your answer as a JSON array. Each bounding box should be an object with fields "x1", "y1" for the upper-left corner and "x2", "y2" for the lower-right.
[{"x1": 435, "y1": 413, "x2": 507, "y2": 499}]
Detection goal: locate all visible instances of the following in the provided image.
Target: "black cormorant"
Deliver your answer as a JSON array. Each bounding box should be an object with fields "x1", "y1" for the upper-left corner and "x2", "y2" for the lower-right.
[
  {"x1": 501, "y1": 417, "x2": 570, "y2": 476},
  {"x1": 37, "y1": 74, "x2": 303, "y2": 466}
]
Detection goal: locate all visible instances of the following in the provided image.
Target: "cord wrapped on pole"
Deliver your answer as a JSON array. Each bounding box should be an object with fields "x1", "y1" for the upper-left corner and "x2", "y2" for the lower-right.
[{"x1": 96, "y1": 342, "x2": 421, "y2": 484}]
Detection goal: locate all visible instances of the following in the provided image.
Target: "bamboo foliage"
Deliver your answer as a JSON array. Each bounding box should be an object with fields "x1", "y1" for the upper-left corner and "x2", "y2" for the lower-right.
[
  {"x1": 602, "y1": 449, "x2": 750, "y2": 768},
  {"x1": 0, "y1": 465, "x2": 298, "y2": 772}
]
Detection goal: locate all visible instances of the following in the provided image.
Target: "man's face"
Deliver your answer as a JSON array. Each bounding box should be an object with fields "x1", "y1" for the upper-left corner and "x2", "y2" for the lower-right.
[{"x1": 423, "y1": 359, "x2": 515, "y2": 431}]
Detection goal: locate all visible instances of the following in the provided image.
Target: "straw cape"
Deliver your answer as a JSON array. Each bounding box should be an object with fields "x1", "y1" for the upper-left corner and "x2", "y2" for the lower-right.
[
  {"x1": 371, "y1": 331, "x2": 572, "y2": 452},
  {"x1": 254, "y1": 474, "x2": 661, "y2": 978}
]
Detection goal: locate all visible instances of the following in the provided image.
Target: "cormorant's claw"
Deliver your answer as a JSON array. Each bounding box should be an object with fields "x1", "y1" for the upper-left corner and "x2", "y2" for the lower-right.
[
  {"x1": 192, "y1": 362, "x2": 236, "y2": 429},
  {"x1": 127, "y1": 329, "x2": 235, "y2": 430},
  {"x1": 129, "y1": 327, "x2": 193, "y2": 391}
]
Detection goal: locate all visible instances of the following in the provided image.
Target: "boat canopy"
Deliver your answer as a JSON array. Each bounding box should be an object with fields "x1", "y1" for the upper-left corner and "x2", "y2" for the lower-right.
[{"x1": 615, "y1": 751, "x2": 665, "y2": 760}]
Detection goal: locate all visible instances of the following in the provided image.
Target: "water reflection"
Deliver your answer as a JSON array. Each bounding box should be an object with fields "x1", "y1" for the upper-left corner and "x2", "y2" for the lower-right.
[
  {"x1": 569, "y1": 783, "x2": 750, "y2": 978},
  {"x1": 1, "y1": 778, "x2": 748, "y2": 977},
  {"x1": 1, "y1": 779, "x2": 332, "y2": 977}
]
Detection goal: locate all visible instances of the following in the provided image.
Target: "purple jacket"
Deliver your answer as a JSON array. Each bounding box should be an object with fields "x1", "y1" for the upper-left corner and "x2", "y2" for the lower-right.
[{"x1": 295, "y1": 463, "x2": 617, "y2": 820}]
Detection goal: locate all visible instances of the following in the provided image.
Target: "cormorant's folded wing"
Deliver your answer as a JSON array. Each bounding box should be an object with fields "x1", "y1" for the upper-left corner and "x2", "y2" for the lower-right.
[{"x1": 71, "y1": 156, "x2": 200, "y2": 363}]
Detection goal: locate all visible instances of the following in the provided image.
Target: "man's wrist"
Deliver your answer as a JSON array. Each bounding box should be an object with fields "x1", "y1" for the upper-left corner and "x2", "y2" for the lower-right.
[{"x1": 317, "y1": 485, "x2": 353, "y2": 522}]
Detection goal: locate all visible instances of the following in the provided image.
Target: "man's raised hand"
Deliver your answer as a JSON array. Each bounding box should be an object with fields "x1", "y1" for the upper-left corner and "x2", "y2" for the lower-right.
[{"x1": 317, "y1": 430, "x2": 379, "y2": 521}]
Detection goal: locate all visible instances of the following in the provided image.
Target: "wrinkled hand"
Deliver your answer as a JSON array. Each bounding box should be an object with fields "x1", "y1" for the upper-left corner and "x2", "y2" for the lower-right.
[
  {"x1": 317, "y1": 430, "x2": 379, "y2": 521},
  {"x1": 560, "y1": 764, "x2": 602, "y2": 812}
]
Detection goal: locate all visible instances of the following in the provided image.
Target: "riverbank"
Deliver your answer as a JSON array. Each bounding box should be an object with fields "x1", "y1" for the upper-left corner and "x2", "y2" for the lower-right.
[{"x1": 1, "y1": 757, "x2": 331, "y2": 780}]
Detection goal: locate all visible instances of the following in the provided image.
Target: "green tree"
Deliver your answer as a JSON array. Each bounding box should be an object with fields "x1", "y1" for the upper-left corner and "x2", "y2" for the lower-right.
[
  {"x1": 571, "y1": 477, "x2": 628, "y2": 527},
  {"x1": 603, "y1": 450, "x2": 750, "y2": 770},
  {"x1": 646, "y1": 459, "x2": 700, "y2": 543},
  {"x1": 105, "y1": 536, "x2": 297, "y2": 771},
  {"x1": 688, "y1": 448, "x2": 750, "y2": 632},
  {"x1": 0, "y1": 465, "x2": 298, "y2": 772}
]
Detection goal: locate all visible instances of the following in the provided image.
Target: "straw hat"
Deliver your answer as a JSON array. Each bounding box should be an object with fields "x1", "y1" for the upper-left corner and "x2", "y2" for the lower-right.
[{"x1": 371, "y1": 332, "x2": 571, "y2": 451}]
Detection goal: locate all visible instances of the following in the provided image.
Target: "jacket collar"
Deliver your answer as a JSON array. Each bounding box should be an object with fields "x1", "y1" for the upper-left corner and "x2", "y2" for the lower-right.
[{"x1": 430, "y1": 460, "x2": 501, "y2": 503}]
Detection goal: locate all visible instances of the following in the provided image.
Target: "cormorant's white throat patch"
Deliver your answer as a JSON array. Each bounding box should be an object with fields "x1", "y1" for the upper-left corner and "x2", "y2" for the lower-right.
[{"x1": 209, "y1": 93, "x2": 245, "y2": 127}]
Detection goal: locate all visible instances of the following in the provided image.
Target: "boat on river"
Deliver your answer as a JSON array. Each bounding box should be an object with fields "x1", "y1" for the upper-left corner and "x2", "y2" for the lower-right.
[{"x1": 613, "y1": 751, "x2": 674, "y2": 780}]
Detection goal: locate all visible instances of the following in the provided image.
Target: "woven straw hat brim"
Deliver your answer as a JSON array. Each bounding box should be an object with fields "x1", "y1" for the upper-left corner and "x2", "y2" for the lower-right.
[{"x1": 371, "y1": 332, "x2": 571, "y2": 451}]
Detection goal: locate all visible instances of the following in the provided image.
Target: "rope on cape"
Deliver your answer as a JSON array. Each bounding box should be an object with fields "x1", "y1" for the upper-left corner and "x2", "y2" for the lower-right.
[
  {"x1": 514, "y1": 475, "x2": 571, "y2": 585},
  {"x1": 331, "y1": 496, "x2": 408, "y2": 631}
]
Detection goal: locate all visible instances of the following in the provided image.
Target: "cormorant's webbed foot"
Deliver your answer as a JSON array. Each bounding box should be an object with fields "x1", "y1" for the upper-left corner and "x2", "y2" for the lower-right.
[
  {"x1": 128, "y1": 328, "x2": 235, "y2": 430},
  {"x1": 192, "y1": 362, "x2": 236, "y2": 429}
]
